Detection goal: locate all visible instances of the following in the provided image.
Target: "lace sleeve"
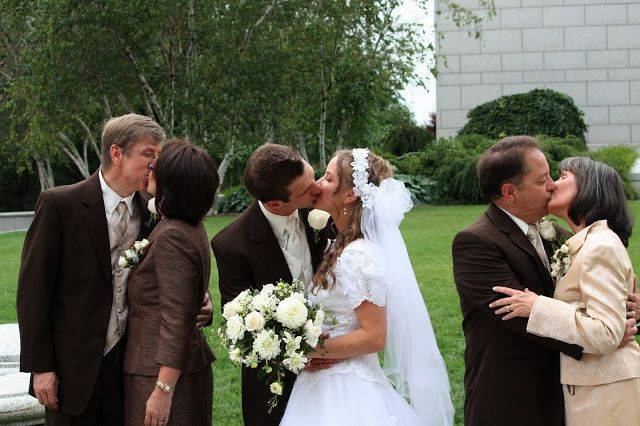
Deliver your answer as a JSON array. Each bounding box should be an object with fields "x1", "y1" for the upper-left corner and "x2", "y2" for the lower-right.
[{"x1": 337, "y1": 242, "x2": 389, "y2": 309}]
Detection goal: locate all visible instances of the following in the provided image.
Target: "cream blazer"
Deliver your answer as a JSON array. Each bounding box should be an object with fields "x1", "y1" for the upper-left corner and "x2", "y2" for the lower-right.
[{"x1": 527, "y1": 220, "x2": 640, "y2": 386}]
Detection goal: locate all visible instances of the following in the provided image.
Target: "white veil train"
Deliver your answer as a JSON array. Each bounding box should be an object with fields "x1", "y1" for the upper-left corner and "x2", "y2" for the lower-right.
[{"x1": 352, "y1": 148, "x2": 455, "y2": 425}]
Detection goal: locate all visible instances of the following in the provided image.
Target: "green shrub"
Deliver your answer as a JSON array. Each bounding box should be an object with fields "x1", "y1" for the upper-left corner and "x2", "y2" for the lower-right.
[
  {"x1": 589, "y1": 146, "x2": 639, "y2": 199},
  {"x1": 539, "y1": 135, "x2": 588, "y2": 179},
  {"x1": 381, "y1": 123, "x2": 434, "y2": 156},
  {"x1": 217, "y1": 185, "x2": 253, "y2": 214},
  {"x1": 459, "y1": 89, "x2": 587, "y2": 140},
  {"x1": 395, "y1": 173, "x2": 436, "y2": 205},
  {"x1": 393, "y1": 152, "x2": 424, "y2": 175}
]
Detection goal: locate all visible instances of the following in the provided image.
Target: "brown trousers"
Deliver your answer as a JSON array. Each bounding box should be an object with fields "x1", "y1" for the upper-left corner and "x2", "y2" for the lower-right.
[{"x1": 45, "y1": 340, "x2": 125, "y2": 426}]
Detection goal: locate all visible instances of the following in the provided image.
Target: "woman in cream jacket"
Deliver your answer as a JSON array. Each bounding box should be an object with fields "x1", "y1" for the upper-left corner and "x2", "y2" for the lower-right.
[{"x1": 491, "y1": 157, "x2": 640, "y2": 425}]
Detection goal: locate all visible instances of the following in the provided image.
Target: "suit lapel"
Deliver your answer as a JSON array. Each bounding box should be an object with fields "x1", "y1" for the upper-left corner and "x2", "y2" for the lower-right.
[
  {"x1": 299, "y1": 208, "x2": 327, "y2": 272},
  {"x1": 81, "y1": 173, "x2": 112, "y2": 288},
  {"x1": 248, "y1": 202, "x2": 293, "y2": 283}
]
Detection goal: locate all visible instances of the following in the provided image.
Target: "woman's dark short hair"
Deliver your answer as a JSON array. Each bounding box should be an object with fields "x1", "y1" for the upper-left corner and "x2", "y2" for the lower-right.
[
  {"x1": 477, "y1": 136, "x2": 541, "y2": 201},
  {"x1": 244, "y1": 143, "x2": 305, "y2": 202},
  {"x1": 559, "y1": 156, "x2": 633, "y2": 247},
  {"x1": 155, "y1": 138, "x2": 219, "y2": 226}
]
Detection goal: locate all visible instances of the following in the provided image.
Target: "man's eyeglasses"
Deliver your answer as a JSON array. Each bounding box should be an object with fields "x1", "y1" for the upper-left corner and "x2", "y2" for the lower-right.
[
  {"x1": 147, "y1": 161, "x2": 155, "y2": 172},
  {"x1": 119, "y1": 146, "x2": 158, "y2": 160}
]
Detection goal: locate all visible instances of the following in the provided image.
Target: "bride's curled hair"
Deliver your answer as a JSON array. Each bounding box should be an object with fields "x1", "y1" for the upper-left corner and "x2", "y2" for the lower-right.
[{"x1": 311, "y1": 149, "x2": 392, "y2": 292}]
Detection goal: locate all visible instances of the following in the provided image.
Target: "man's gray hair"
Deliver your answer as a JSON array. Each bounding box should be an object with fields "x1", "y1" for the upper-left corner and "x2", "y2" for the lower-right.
[{"x1": 101, "y1": 114, "x2": 166, "y2": 169}]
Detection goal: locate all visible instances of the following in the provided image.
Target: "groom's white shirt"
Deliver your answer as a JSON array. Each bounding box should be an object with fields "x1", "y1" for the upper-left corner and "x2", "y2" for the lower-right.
[
  {"x1": 497, "y1": 206, "x2": 529, "y2": 236},
  {"x1": 258, "y1": 201, "x2": 313, "y2": 285}
]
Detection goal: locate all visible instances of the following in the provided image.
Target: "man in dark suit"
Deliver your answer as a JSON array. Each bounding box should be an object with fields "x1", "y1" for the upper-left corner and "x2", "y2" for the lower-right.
[
  {"x1": 452, "y1": 136, "x2": 639, "y2": 426},
  {"x1": 16, "y1": 114, "x2": 212, "y2": 425},
  {"x1": 212, "y1": 144, "x2": 333, "y2": 426}
]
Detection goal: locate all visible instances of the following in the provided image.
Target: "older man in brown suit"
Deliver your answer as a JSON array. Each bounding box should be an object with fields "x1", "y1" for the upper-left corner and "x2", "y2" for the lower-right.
[
  {"x1": 211, "y1": 144, "x2": 333, "y2": 426},
  {"x1": 16, "y1": 114, "x2": 212, "y2": 425},
  {"x1": 452, "y1": 136, "x2": 639, "y2": 426}
]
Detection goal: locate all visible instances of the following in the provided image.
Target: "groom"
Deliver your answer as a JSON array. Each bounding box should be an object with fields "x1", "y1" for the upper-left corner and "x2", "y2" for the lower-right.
[
  {"x1": 212, "y1": 143, "x2": 333, "y2": 426},
  {"x1": 452, "y1": 136, "x2": 639, "y2": 426}
]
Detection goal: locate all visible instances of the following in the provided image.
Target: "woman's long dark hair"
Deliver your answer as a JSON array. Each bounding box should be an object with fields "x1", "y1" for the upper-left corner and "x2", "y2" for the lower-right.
[{"x1": 559, "y1": 157, "x2": 633, "y2": 247}]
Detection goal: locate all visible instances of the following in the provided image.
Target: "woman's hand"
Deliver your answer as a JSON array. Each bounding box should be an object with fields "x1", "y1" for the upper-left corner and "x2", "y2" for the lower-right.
[
  {"x1": 145, "y1": 387, "x2": 173, "y2": 426},
  {"x1": 489, "y1": 287, "x2": 539, "y2": 320}
]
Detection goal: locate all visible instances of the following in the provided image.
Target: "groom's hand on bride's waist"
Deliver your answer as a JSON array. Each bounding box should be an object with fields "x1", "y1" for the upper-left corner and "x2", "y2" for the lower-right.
[{"x1": 304, "y1": 358, "x2": 342, "y2": 372}]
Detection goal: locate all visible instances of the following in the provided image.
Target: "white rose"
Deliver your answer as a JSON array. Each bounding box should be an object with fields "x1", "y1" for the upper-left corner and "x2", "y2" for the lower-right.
[
  {"x1": 251, "y1": 292, "x2": 277, "y2": 313},
  {"x1": 124, "y1": 249, "x2": 136, "y2": 259},
  {"x1": 307, "y1": 209, "x2": 331, "y2": 230},
  {"x1": 117, "y1": 256, "x2": 127, "y2": 267},
  {"x1": 276, "y1": 296, "x2": 309, "y2": 329},
  {"x1": 147, "y1": 197, "x2": 158, "y2": 214},
  {"x1": 253, "y1": 329, "x2": 281, "y2": 360},
  {"x1": 560, "y1": 244, "x2": 569, "y2": 254},
  {"x1": 140, "y1": 239, "x2": 150, "y2": 249},
  {"x1": 229, "y1": 347, "x2": 243, "y2": 364},
  {"x1": 289, "y1": 291, "x2": 307, "y2": 304},
  {"x1": 225, "y1": 315, "x2": 246, "y2": 343},
  {"x1": 304, "y1": 319, "x2": 323, "y2": 348},
  {"x1": 539, "y1": 220, "x2": 556, "y2": 241},
  {"x1": 133, "y1": 241, "x2": 142, "y2": 251},
  {"x1": 283, "y1": 351, "x2": 309, "y2": 374},
  {"x1": 222, "y1": 301, "x2": 240, "y2": 320},
  {"x1": 270, "y1": 382, "x2": 283, "y2": 396},
  {"x1": 282, "y1": 331, "x2": 302, "y2": 353},
  {"x1": 314, "y1": 309, "x2": 325, "y2": 327},
  {"x1": 234, "y1": 290, "x2": 253, "y2": 310},
  {"x1": 562, "y1": 256, "x2": 571, "y2": 265},
  {"x1": 260, "y1": 284, "x2": 275, "y2": 295},
  {"x1": 245, "y1": 311, "x2": 266, "y2": 332}
]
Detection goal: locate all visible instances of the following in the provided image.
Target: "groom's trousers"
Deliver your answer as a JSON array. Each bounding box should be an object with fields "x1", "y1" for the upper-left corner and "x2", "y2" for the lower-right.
[{"x1": 44, "y1": 338, "x2": 125, "y2": 426}]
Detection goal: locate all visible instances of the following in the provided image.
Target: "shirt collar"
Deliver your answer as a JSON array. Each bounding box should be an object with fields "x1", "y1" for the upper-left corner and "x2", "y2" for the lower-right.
[
  {"x1": 99, "y1": 169, "x2": 135, "y2": 216},
  {"x1": 497, "y1": 206, "x2": 530, "y2": 236},
  {"x1": 258, "y1": 201, "x2": 299, "y2": 238}
]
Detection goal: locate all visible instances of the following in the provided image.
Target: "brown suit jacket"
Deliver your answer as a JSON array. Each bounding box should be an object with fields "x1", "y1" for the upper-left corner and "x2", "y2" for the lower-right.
[
  {"x1": 16, "y1": 172, "x2": 154, "y2": 415},
  {"x1": 452, "y1": 203, "x2": 583, "y2": 426},
  {"x1": 211, "y1": 201, "x2": 330, "y2": 426},
  {"x1": 124, "y1": 218, "x2": 214, "y2": 376}
]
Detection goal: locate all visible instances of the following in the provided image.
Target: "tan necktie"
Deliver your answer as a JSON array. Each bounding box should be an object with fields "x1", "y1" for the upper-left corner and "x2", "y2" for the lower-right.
[
  {"x1": 527, "y1": 224, "x2": 550, "y2": 271},
  {"x1": 114, "y1": 201, "x2": 129, "y2": 244}
]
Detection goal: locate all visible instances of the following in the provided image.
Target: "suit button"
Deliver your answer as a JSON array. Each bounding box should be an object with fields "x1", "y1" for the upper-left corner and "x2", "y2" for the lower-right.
[{"x1": 116, "y1": 308, "x2": 122, "y2": 313}]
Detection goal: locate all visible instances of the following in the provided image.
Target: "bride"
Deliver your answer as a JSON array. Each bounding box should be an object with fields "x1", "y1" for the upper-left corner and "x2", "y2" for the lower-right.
[{"x1": 280, "y1": 148, "x2": 454, "y2": 425}]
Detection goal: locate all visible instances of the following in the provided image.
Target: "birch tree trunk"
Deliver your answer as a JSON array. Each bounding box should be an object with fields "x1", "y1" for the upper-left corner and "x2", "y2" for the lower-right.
[
  {"x1": 318, "y1": 80, "x2": 329, "y2": 169},
  {"x1": 33, "y1": 154, "x2": 55, "y2": 191},
  {"x1": 213, "y1": 137, "x2": 235, "y2": 210},
  {"x1": 298, "y1": 133, "x2": 309, "y2": 162},
  {"x1": 57, "y1": 132, "x2": 91, "y2": 178}
]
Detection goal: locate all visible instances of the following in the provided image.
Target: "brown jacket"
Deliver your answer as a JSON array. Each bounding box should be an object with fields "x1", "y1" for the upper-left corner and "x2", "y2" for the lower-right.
[
  {"x1": 211, "y1": 201, "x2": 330, "y2": 426},
  {"x1": 16, "y1": 172, "x2": 153, "y2": 415},
  {"x1": 452, "y1": 203, "x2": 583, "y2": 426},
  {"x1": 124, "y1": 218, "x2": 214, "y2": 376}
]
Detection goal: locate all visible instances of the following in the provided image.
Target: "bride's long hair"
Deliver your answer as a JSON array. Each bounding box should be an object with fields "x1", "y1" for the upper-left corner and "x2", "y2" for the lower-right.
[{"x1": 311, "y1": 149, "x2": 392, "y2": 292}]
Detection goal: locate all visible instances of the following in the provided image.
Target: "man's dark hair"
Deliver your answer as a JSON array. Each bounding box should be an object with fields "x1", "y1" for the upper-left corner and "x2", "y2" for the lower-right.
[
  {"x1": 477, "y1": 136, "x2": 541, "y2": 201},
  {"x1": 559, "y1": 156, "x2": 633, "y2": 247},
  {"x1": 244, "y1": 143, "x2": 305, "y2": 202},
  {"x1": 155, "y1": 138, "x2": 219, "y2": 226}
]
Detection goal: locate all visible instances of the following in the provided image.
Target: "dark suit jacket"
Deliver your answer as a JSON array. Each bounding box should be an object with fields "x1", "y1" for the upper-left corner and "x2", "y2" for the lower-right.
[
  {"x1": 211, "y1": 201, "x2": 330, "y2": 426},
  {"x1": 452, "y1": 203, "x2": 583, "y2": 426},
  {"x1": 16, "y1": 172, "x2": 154, "y2": 415},
  {"x1": 124, "y1": 218, "x2": 214, "y2": 377}
]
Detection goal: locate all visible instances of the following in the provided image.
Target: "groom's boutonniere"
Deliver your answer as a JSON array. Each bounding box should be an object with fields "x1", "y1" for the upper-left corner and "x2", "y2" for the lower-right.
[
  {"x1": 307, "y1": 209, "x2": 331, "y2": 243},
  {"x1": 118, "y1": 239, "x2": 150, "y2": 269},
  {"x1": 145, "y1": 197, "x2": 159, "y2": 228},
  {"x1": 539, "y1": 219, "x2": 571, "y2": 278}
]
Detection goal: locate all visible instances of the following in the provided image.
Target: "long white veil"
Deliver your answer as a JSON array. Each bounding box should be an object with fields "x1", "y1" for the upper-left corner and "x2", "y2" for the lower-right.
[{"x1": 361, "y1": 177, "x2": 454, "y2": 425}]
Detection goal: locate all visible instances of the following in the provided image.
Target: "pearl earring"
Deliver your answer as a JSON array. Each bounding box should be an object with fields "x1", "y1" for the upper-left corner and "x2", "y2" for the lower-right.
[{"x1": 343, "y1": 207, "x2": 347, "y2": 215}]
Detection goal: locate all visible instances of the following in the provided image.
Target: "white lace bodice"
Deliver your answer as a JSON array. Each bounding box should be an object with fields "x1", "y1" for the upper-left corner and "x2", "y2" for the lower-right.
[{"x1": 298, "y1": 239, "x2": 391, "y2": 387}]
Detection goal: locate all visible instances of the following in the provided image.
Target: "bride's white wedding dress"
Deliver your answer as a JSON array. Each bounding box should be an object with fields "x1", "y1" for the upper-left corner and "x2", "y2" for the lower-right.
[{"x1": 280, "y1": 239, "x2": 423, "y2": 425}]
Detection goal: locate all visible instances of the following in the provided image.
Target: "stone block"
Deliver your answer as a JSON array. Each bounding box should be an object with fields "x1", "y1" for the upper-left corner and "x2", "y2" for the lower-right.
[
  {"x1": 436, "y1": 55, "x2": 461, "y2": 74},
  {"x1": 437, "y1": 9, "x2": 501, "y2": 31},
  {"x1": 633, "y1": 125, "x2": 640, "y2": 143},
  {"x1": 608, "y1": 26, "x2": 640, "y2": 49},
  {"x1": 565, "y1": 26, "x2": 607, "y2": 50},
  {"x1": 437, "y1": 128, "x2": 459, "y2": 140},
  {"x1": 586, "y1": 4, "x2": 628, "y2": 25},
  {"x1": 565, "y1": 0, "x2": 605, "y2": 4},
  {"x1": 587, "y1": 81, "x2": 630, "y2": 105},
  {"x1": 439, "y1": 31, "x2": 481, "y2": 55},
  {"x1": 582, "y1": 106, "x2": 610, "y2": 125},
  {"x1": 438, "y1": 86, "x2": 462, "y2": 109},
  {"x1": 439, "y1": 73, "x2": 483, "y2": 85},
  {"x1": 503, "y1": 53, "x2": 544, "y2": 71},
  {"x1": 501, "y1": 8, "x2": 543, "y2": 28},
  {"x1": 587, "y1": 125, "x2": 631, "y2": 144},
  {"x1": 632, "y1": 82, "x2": 640, "y2": 104},
  {"x1": 631, "y1": 50, "x2": 640, "y2": 67},
  {"x1": 482, "y1": 71, "x2": 524, "y2": 84},
  {"x1": 543, "y1": 6, "x2": 586, "y2": 27},
  {"x1": 440, "y1": 110, "x2": 470, "y2": 128},
  {"x1": 523, "y1": 28, "x2": 564, "y2": 52},
  {"x1": 545, "y1": 52, "x2": 586, "y2": 70},
  {"x1": 480, "y1": 30, "x2": 523, "y2": 53},
  {"x1": 523, "y1": 70, "x2": 566, "y2": 82},
  {"x1": 502, "y1": 83, "x2": 541, "y2": 95},
  {"x1": 494, "y1": 0, "x2": 523, "y2": 8},
  {"x1": 587, "y1": 50, "x2": 629, "y2": 68},
  {"x1": 565, "y1": 69, "x2": 608, "y2": 81},
  {"x1": 629, "y1": 4, "x2": 640, "y2": 24},
  {"x1": 610, "y1": 106, "x2": 640, "y2": 124},
  {"x1": 461, "y1": 54, "x2": 502, "y2": 72},
  {"x1": 546, "y1": 82, "x2": 588, "y2": 105},
  {"x1": 461, "y1": 85, "x2": 502, "y2": 108},
  {"x1": 609, "y1": 68, "x2": 640, "y2": 81}
]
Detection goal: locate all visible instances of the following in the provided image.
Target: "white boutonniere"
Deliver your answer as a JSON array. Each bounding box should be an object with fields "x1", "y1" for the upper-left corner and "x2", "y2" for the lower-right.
[
  {"x1": 550, "y1": 244, "x2": 571, "y2": 278},
  {"x1": 145, "y1": 197, "x2": 159, "y2": 227},
  {"x1": 118, "y1": 239, "x2": 150, "y2": 268},
  {"x1": 307, "y1": 209, "x2": 331, "y2": 243}
]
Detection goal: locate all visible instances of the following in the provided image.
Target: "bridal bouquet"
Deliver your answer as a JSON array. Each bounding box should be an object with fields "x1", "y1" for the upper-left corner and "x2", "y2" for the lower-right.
[{"x1": 217, "y1": 280, "x2": 326, "y2": 411}]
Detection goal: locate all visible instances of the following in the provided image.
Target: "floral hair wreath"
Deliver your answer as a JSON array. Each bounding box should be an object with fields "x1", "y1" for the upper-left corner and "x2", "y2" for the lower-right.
[{"x1": 351, "y1": 148, "x2": 378, "y2": 209}]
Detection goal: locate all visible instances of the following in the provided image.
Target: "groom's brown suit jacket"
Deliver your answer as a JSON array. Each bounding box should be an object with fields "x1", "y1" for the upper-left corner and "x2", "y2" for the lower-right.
[
  {"x1": 16, "y1": 172, "x2": 154, "y2": 415},
  {"x1": 211, "y1": 201, "x2": 330, "y2": 426},
  {"x1": 452, "y1": 203, "x2": 583, "y2": 426}
]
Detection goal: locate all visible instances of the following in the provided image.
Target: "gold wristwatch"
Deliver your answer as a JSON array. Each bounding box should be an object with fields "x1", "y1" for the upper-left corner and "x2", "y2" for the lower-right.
[{"x1": 155, "y1": 380, "x2": 176, "y2": 393}]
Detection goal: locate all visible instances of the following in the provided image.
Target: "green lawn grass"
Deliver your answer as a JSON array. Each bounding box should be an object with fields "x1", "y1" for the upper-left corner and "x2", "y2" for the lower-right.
[{"x1": 3, "y1": 203, "x2": 640, "y2": 425}]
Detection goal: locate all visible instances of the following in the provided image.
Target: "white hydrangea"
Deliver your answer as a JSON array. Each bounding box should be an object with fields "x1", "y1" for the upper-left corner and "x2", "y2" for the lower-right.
[
  {"x1": 245, "y1": 311, "x2": 266, "y2": 332},
  {"x1": 283, "y1": 351, "x2": 308, "y2": 374},
  {"x1": 303, "y1": 319, "x2": 323, "y2": 348},
  {"x1": 253, "y1": 329, "x2": 281, "y2": 360},
  {"x1": 225, "y1": 315, "x2": 245, "y2": 343},
  {"x1": 275, "y1": 296, "x2": 308, "y2": 329}
]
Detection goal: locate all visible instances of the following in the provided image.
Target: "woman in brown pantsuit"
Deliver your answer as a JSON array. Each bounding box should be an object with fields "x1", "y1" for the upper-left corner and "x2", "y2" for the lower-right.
[{"x1": 123, "y1": 138, "x2": 219, "y2": 425}]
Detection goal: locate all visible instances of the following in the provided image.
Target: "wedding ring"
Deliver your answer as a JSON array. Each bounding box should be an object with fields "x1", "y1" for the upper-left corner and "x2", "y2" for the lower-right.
[{"x1": 507, "y1": 305, "x2": 512, "y2": 312}]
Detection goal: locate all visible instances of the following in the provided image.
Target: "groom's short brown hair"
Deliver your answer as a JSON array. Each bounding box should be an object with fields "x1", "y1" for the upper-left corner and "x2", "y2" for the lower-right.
[
  {"x1": 244, "y1": 144, "x2": 305, "y2": 202},
  {"x1": 477, "y1": 135, "x2": 541, "y2": 201}
]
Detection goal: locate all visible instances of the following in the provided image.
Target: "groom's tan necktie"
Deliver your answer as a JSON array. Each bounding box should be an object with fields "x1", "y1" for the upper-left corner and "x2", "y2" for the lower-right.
[
  {"x1": 114, "y1": 201, "x2": 129, "y2": 244},
  {"x1": 527, "y1": 223, "x2": 550, "y2": 271}
]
